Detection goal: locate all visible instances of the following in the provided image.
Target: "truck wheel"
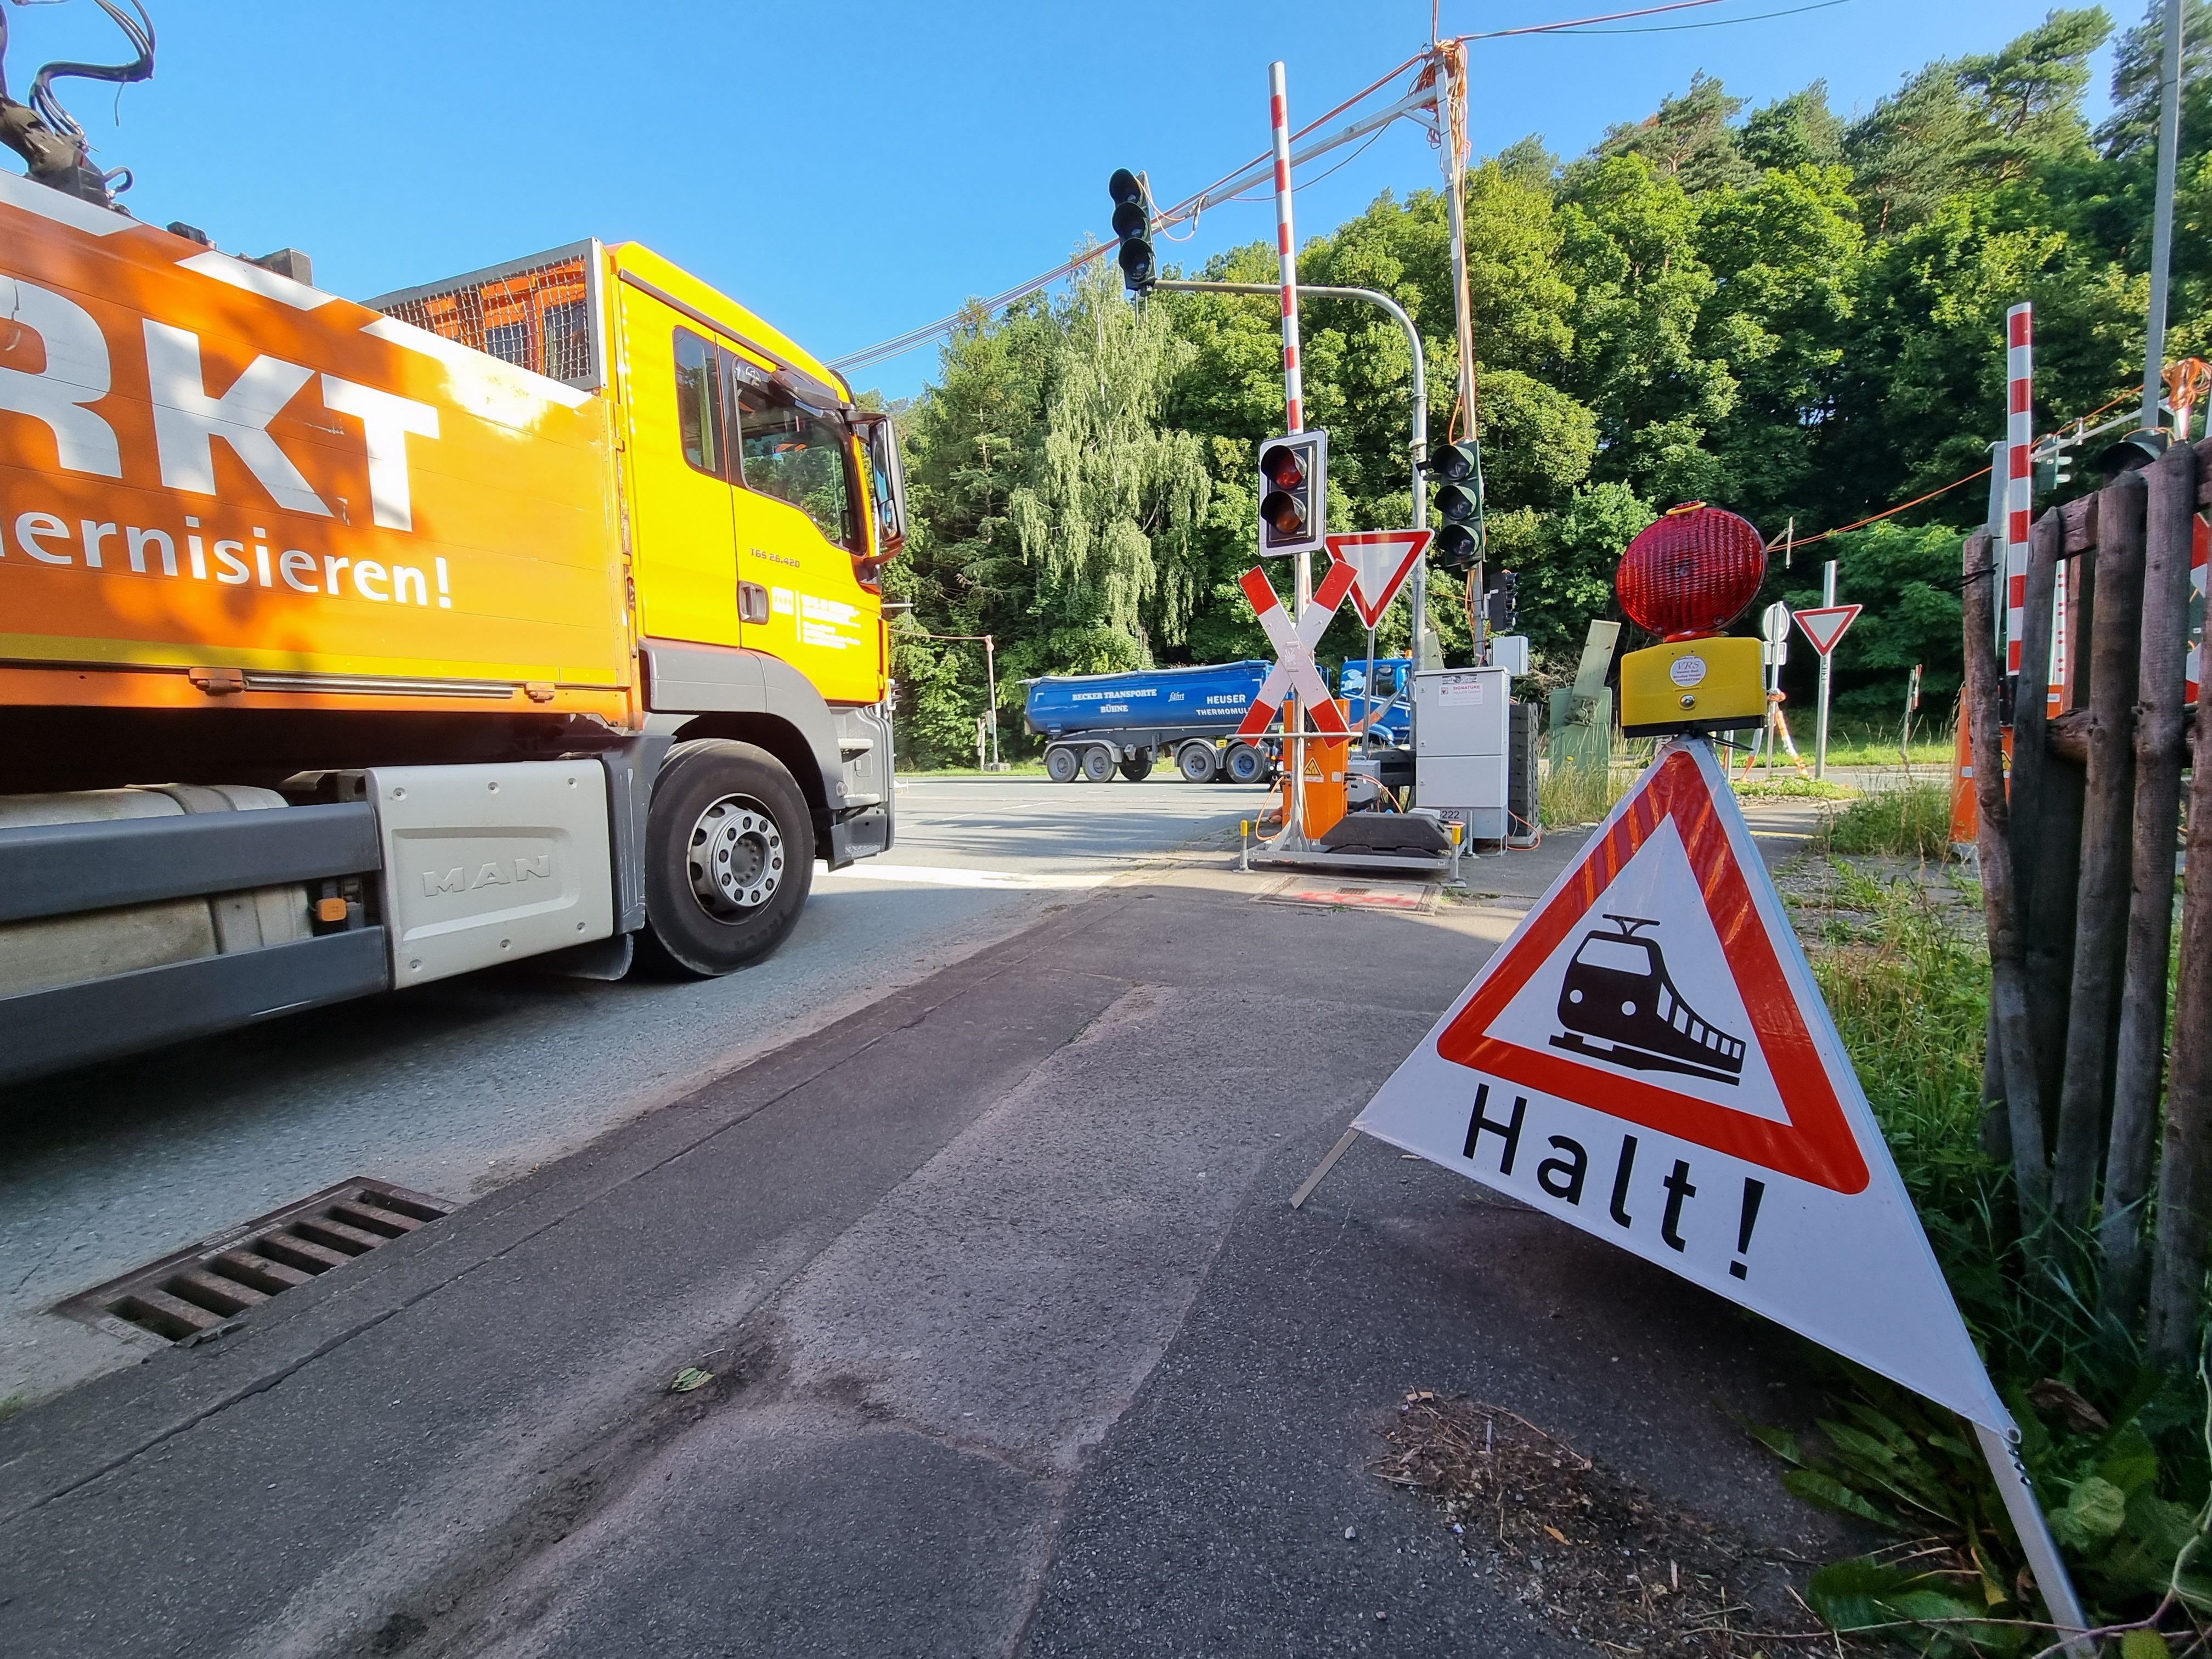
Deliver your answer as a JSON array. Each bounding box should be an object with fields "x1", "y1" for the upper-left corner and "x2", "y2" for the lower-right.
[
  {"x1": 1046, "y1": 745, "x2": 1081, "y2": 783},
  {"x1": 1081, "y1": 746, "x2": 1116, "y2": 783},
  {"x1": 637, "y1": 740, "x2": 815, "y2": 977},
  {"x1": 1225, "y1": 743, "x2": 1269, "y2": 785},
  {"x1": 1118, "y1": 751, "x2": 1155, "y2": 782},
  {"x1": 1177, "y1": 742, "x2": 1220, "y2": 783}
]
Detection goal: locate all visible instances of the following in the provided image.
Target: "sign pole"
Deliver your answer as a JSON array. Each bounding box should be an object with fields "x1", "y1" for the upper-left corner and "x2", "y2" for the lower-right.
[
  {"x1": 1269, "y1": 59, "x2": 1310, "y2": 844},
  {"x1": 985, "y1": 634, "x2": 1001, "y2": 770},
  {"x1": 1973, "y1": 1422, "x2": 2094, "y2": 1655},
  {"x1": 1814, "y1": 560, "x2": 1837, "y2": 780},
  {"x1": 1364, "y1": 624, "x2": 1378, "y2": 736}
]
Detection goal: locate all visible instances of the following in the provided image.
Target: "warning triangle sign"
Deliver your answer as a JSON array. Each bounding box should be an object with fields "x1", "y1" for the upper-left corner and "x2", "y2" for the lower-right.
[
  {"x1": 1792, "y1": 603, "x2": 1860, "y2": 656},
  {"x1": 1351, "y1": 740, "x2": 2010, "y2": 1431},
  {"x1": 1326, "y1": 531, "x2": 1430, "y2": 629}
]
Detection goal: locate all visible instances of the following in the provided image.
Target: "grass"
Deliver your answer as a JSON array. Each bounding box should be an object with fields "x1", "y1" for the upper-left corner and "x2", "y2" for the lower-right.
[
  {"x1": 1814, "y1": 721, "x2": 1956, "y2": 769},
  {"x1": 1814, "y1": 781, "x2": 1955, "y2": 860},
  {"x1": 1537, "y1": 760, "x2": 1637, "y2": 828},
  {"x1": 1776, "y1": 862, "x2": 2212, "y2": 1652},
  {"x1": 1732, "y1": 775, "x2": 1856, "y2": 801}
]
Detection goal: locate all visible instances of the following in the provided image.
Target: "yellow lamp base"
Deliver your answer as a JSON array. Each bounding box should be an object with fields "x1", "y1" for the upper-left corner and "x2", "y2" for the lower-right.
[{"x1": 1619, "y1": 636, "x2": 1765, "y2": 738}]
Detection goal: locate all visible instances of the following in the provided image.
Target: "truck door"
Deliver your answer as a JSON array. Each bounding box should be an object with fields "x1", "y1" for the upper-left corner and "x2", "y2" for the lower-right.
[
  {"x1": 621, "y1": 296, "x2": 742, "y2": 647},
  {"x1": 726, "y1": 378, "x2": 878, "y2": 704}
]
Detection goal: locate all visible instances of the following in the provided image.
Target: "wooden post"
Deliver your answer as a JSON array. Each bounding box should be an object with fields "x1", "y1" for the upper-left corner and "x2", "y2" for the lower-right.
[
  {"x1": 2151, "y1": 710, "x2": 2212, "y2": 1363},
  {"x1": 2019, "y1": 510, "x2": 2084, "y2": 1128},
  {"x1": 1965, "y1": 529, "x2": 2054, "y2": 1232},
  {"x1": 2103, "y1": 440, "x2": 2198, "y2": 1320},
  {"x1": 2053, "y1": 470, "x2": 2147, "y2": 1221}
]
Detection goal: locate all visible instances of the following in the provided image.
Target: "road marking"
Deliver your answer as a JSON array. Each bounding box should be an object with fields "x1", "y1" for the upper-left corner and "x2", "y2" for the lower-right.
[{"x1": 822, "y1": 863, "x2": 1107, "y2": 890}]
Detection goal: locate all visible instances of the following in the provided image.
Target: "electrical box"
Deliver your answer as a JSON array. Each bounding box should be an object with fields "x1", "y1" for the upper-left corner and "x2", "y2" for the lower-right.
[
  {"x1": 1488, "y1": 634, "x2": 1531, "y2": 676},
  {"x1": 1413, "y1": 665, "x2": 1510, "y2": 841},
  {"x1": 1507, "y1": 703, "x2": 1539, "y2": 845}
]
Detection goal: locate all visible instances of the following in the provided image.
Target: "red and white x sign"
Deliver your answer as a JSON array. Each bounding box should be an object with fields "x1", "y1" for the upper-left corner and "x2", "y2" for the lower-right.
[{"x1": 1236, "y1": 557, "x2": 1356, "y2": 739}]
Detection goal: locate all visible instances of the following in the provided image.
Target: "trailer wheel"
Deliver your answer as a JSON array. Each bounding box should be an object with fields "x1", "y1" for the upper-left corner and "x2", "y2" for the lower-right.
[
  {"x1": 1177, "y1": 741, "x2": 1220, "y2": 783},
  {"x1": 637, "y1": 740, "x2": 814, "y2": 977},
  {"x1": 1045, "y1": 744, "x2": 1081, "y2": 783},
  {"x1": 1080, "y1": 746, "x2": 1116, "y2": 783},
  {"x1": 1224, "y1": 743, "x2": 1270, "y2": 785},
  {"x1": 1118, "y1": 750, "x2": 1155, "y2": 782}
]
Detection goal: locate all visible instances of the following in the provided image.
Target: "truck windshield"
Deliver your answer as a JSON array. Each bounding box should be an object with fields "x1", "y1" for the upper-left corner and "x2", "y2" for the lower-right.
[{"x1": 736, "y1": 383, "x2": 855, "y2": 551}]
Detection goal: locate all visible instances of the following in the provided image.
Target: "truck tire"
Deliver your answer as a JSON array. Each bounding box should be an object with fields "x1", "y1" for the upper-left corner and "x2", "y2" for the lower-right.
[
  {"x1": 1046, "y1": 744, "x2": 1081, "y2": 783},
  {"x1": 1081, "y1": 746, "x2": 1115, "y2": 783},
  {"x1": 1118, "y1": 750, "x2": 1155, "y2": 782},
  {"x1": 1177, "y1": 741, "x2": 1219, "y2": 783},
  {"x1": 637, "y1": 740, "x2": 815, "y2": 977},
  {"x1": 1224, "y1": 743, "x2": 1270, "y2": 785}
]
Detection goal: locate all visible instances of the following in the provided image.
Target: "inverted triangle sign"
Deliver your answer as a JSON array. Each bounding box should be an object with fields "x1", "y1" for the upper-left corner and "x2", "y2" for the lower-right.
[
  {"x1": 1350, "y1": 739, "x2": 2008, "y2": 1431},
  {"x1": 1792, "y1": 603, "x2": 1860, "y2": 656},
  {"x1": 1326, "y1": 530, "x2": 1431, "y2": 629}
]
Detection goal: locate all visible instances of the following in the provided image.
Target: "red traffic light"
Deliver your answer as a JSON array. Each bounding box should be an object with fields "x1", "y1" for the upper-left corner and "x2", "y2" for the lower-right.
[
  {"x1": 1259, "y1": 443, "x2": 1305, "y2": 491},
  {"x1": 1616, "y1": 503, "x2": 1765, "y2": 640}
]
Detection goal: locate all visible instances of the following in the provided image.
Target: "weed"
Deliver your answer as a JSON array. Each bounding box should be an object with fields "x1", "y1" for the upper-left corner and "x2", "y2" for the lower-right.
[{"x1": 1818, "y1": 783, "x2": 1955, "y2": 861}]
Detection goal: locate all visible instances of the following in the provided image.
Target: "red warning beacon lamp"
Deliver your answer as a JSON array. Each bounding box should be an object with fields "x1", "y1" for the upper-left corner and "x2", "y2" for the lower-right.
[
  {"x1": 1616, "y1": 504, "x2": 1769, "y2": 738},
  {"x1": 1617, "y1": 503, "x2": 1767, "y2": 640}
]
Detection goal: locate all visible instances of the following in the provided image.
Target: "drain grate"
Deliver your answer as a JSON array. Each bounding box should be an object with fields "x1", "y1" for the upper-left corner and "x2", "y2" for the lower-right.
[{"x1": 56, "y1": 1178, "x2": 452, "y2": 1342}]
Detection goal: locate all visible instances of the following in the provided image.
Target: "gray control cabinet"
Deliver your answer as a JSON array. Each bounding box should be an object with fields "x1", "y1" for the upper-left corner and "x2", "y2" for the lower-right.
[{"x1": 1413, "y1": 666, "x2": 1511, "y2": 842}]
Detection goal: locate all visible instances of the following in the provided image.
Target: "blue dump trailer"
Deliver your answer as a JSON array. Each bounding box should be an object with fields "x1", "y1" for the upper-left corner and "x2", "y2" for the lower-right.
[
  {"x1": 1024, "y1": 661, "x2": 1282, "y2": 784},
  {"x1": 1338, "y1": 657, "x2": 1413, "y2": 744}
]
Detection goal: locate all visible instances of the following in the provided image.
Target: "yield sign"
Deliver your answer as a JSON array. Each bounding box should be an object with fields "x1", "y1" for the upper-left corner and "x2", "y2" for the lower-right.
[
  {"x1": 1350, "y1": 739, "x2": 2008, "y2": 1430},
  {"x1": 1236, "y1": 556, "x2": 1355, "y2": 739},
  {"x1": 1325, "y1": 530, "x2": 1431, "y2": 629},
  {"x1": 1792, "y1": 604, "x2": 1861, "y2": 656}
]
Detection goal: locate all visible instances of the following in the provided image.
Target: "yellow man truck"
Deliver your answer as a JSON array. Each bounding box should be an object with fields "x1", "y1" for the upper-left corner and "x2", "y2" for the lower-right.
[{"x1": 0, "y1": 168, "x2": 904, "y2": 1083}]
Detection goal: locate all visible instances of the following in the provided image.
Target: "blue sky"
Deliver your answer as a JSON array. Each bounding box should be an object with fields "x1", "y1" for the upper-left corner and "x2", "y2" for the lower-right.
[{"x1": 4, "y1": 1, "x2": 2130, "y2": 400}]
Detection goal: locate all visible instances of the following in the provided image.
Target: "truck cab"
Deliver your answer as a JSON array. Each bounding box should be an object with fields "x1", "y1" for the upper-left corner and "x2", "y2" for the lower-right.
[{"x1": 0, "y1": 183, "x2": 906, "y2": 1082}]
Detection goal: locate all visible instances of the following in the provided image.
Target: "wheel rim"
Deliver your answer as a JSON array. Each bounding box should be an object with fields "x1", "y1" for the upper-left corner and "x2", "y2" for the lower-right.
[{"x1": 686, "y1": 793, "x2": 786, "y2": 919}]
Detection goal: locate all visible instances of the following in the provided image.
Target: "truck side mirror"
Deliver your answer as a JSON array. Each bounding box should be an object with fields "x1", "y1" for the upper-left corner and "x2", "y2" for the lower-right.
[{"x1": 851, "y1": 411, "x2": 909, "y2": 563}]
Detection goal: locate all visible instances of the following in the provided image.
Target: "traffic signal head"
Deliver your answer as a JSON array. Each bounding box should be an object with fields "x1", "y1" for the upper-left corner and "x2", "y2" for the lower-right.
[
  {"x1": 1256, "y1": 431, "x2": 1328, "y2": 556},
  {"x1": 1427, "y1": 439, "x2": 1484, "y2": 534},
  {"x1": 1108, "y1": 169, "x2": 1155, "y2": 297},
  {"x1": 1486, "y1": 570, "x2": 1519, "y2": 631},
  {"x1": 1434, "y1": 520, "x2": 1484, "y2": 572}
]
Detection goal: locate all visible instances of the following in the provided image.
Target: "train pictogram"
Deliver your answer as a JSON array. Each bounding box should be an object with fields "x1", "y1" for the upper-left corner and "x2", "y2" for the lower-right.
[{"x1": 1549, "y1": 915, "x2": 1746, "y2": 1085}]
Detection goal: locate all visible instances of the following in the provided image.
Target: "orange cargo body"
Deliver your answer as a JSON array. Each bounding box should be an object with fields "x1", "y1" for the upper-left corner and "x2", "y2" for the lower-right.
[{"x1": 0, "y1": 171, "x2": 631, "y2": 723}]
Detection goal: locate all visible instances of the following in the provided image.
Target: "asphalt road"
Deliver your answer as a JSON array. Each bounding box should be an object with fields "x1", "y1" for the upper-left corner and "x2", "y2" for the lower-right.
[
  {"x1": 0, "y1": 774, "x2": 1263, "y2": 1409},
  {"x1": 0, "y1": 817, "x2": 1853, "y2": 1659}
]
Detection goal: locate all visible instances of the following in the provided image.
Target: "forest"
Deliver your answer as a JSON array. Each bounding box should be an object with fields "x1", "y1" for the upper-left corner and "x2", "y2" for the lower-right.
[{"x1": 878, "y1": 5, "x2": 2209, "y2": 766}]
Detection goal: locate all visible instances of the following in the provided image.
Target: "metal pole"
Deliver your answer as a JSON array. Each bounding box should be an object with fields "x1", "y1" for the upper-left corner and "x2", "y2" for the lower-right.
[
  {"x1": 1815, "y1": 560, "x2": 1837, "y2": 780},
  {"x1": 2005, "y1": 305, "x2": 2035, "y2": 699},
  {"x1": 1269, "y1": 59, "x2": 1311, "y2": 844},
  {"x1": 2145, "y1": 0, "x2": 2186, "y2": 433},
  {"x1": 985, "y1": 635, "x2": 1000, "y2": 769},
  {"x1": 1971, "y1": 1423, "x2": 2094, "y2": 1656},
  {"x1": 1154, "y1": 276, "x2": 1429, "y2": 759},
  {"x1": 1364, "y1": 623, "x2": 1379, "y2": 743}
]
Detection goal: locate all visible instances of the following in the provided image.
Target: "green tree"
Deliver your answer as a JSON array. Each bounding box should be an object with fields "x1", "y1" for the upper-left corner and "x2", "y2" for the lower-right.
[
  {"x1": 888, "y1": 297, "x2": 1058, "y2": 765},
  {"x1": 1740, "y1": 83, "x2": 1846, "y2": 172},
  {"x1": 1009, "y1": 257, "x2": 1213, "y2": 656},
  {"x1": 1594, "y1": 72, "x2": 1756, "y2": 195},
  {"x1": 1556, "y1": 154, "x2": 1735, "y2": 506}
]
